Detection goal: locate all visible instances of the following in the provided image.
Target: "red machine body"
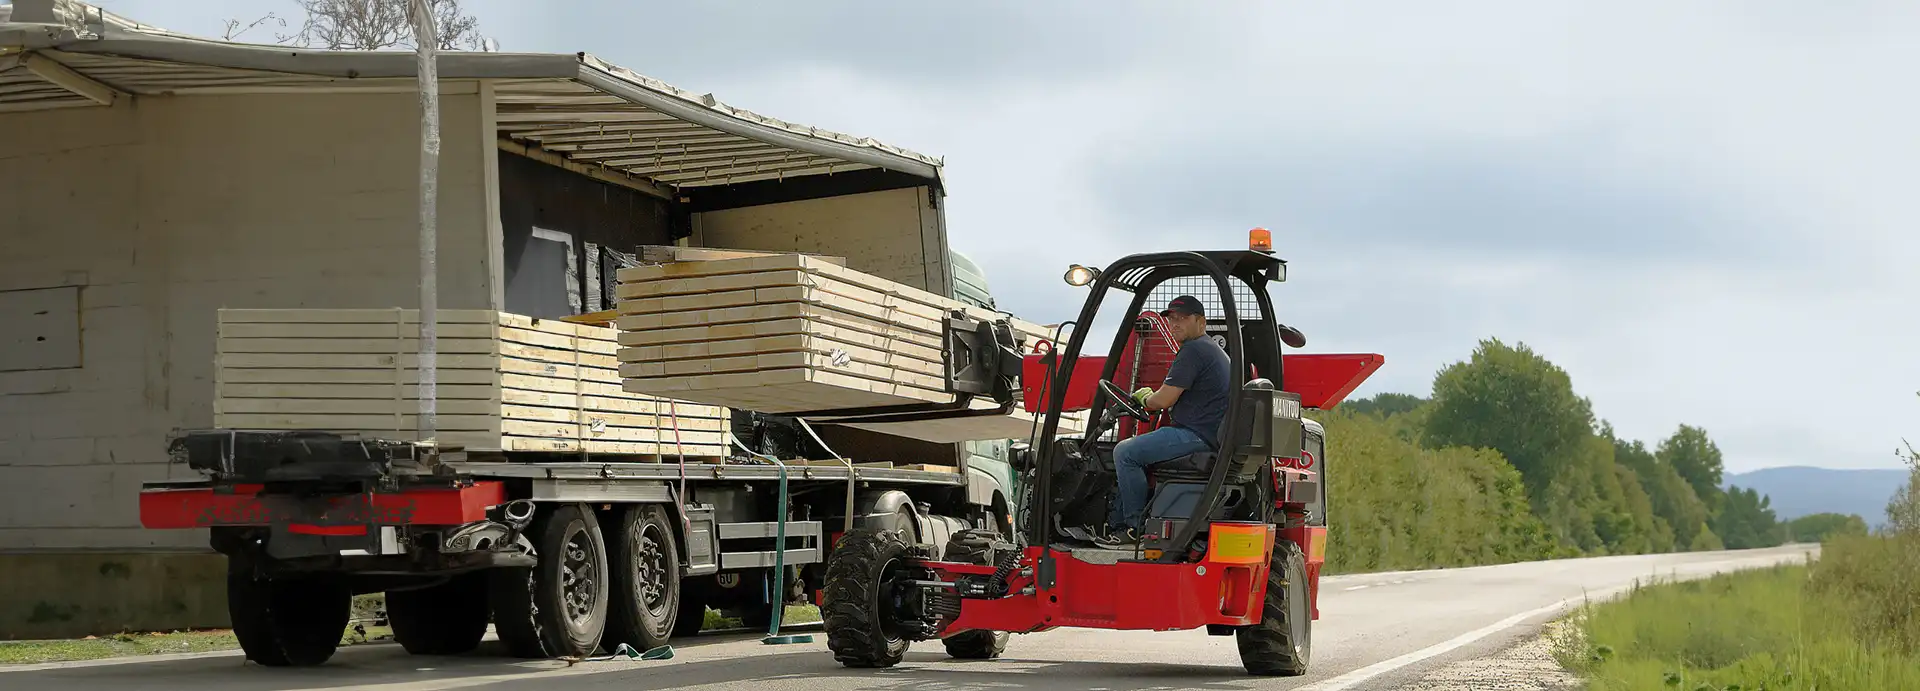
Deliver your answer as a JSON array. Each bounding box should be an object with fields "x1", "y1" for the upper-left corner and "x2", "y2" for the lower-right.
[{"x1": 925, "y1": 523, "x2": 1330, "y2": 635}]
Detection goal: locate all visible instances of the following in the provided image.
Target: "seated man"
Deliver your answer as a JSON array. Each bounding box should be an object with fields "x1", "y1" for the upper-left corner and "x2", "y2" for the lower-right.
[{"x1": 1101, "y1": 295, "x2": 1231, "y2": 545}]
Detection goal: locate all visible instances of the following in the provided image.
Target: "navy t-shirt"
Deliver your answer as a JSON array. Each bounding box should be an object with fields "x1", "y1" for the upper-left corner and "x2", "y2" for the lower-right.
[{"x1": 1164, "y1": 336, "x2": 1231, "y2": 447}]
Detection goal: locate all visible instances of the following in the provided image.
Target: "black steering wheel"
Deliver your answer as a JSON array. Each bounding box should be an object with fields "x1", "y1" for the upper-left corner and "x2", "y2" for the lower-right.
[{"x1": 1098, "y1": 379, "x2": 1152, "y2": 421}]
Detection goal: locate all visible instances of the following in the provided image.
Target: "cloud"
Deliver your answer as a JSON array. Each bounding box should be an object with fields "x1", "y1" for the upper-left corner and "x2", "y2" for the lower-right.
[{"x1": 85, "y1": 0, "x2": 1920, "y2": 471}]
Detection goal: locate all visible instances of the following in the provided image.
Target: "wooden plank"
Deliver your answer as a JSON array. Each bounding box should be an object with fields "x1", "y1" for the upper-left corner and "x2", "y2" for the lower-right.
[
  {"x1": 217, "y1": 353, "x2": 500, "y2": 369},
  {"x1": 559, "y1": 310, "x2": 618, "y2": 327},
  {"x1": 500, "y1": 372, "x2": 628, "y2": 397},
  {"x1": 218, "y1": 368, "x2": 500, "y2": 385},
  {"x1": 219, "y1": 323, "x2": 497, "y2": 339},
  {"x1": 215, "y1": 398, "x2": 501, "y2": 416},
  {"x1": 619, "y1": 331, "x2": 943, "y2": 368},
  {"x1": 501, "y1": 436, "x2": 728, "y2": 456},
  {"x1": 622, "y1": 369, "x2": 951, "y2": 413},
  {"x1": 618, "y1": 334, "x2": 945, "y2": 379},
  {"x1": 214, "y1": 413, "x2": 500, "y2": 431},
  {"x1": 621, "y1": 350, "x2": 948, "y2": 388},
  {"x1": 500, "y1": 405, "x2": 730, "y2": 430},
  {"x1": 497, "y1": 326, "x2": 618, "y2": 356},
  {"x1": 618, "y1": 271, "x2": 953, "y2": 325},
  {"x1": 500, "y1": 356, "x2": 621, "y2": 384},
  {"x1": 615, "y1": 309, "x2": 943, "y2": 351},
  {"x1": 499, "y1": 388, "x2": 727, "y2": 418},
  {"x1": 500, "y1": 419, "x2": 727, "y2": 445},
  {"x1": 217, "y1": 308, "x2": 498, "y2": 324},
  {"x1": 215, "y1": 337, "x2": 499, "y2": 355},
  {"x1": 616, "y1": 301, "x2": 944, "y2": 344},
  {"x1": 218, "y1": 383, "x2": 501, "y2": 400},
  {"x1": 616, "y1": 318, "x2": 943, "y2": 362},
  {"x1": 618, "y1": 283, "x2": 946, "y2": 335},
  {"x1": 499, "y1": 341, "x2": 620, "y2": 369}
]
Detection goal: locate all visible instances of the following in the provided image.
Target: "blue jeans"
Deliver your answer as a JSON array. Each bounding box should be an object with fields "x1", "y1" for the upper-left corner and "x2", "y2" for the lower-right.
[{"x1": 1108, "y1": 425, "x2": 1212, "y2": 531}]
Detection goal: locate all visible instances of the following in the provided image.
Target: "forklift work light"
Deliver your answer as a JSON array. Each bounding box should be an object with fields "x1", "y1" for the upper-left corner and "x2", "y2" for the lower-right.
[{"x1": 1063, "y1": 264, "x2": 1099, "y2": 287}]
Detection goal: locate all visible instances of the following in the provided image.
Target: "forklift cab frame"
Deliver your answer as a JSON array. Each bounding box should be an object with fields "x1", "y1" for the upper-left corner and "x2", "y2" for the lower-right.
[{"x1": 1029, "y1": 250, "x2": 1305, "y2": 565}]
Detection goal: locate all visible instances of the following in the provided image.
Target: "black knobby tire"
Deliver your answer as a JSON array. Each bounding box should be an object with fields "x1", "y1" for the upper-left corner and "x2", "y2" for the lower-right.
[
  {"x1": 387, "y1": 572, "x2": 490, "y2": 656},
  {"x1": 1236, "y1": 540, "x2": 1312, "y2": 676},
  {"x1": 823, "y1": 529, "x2": 914, "y2": 668},
  {"x1": 941, "y1": 529, "x2": 1010, "y2": 660},
  {"x1": 227, "y1": 571, "x2": 351, "y2": 667},
  {"x1": 489, "y1": 503, "x2": 609, "y2": 658},
  {"x1": 942, "y1": 629, "x2": 1010, "y2": 660},
  {"x1": 605, "y1": 504, "x2": 682, "y2": 650}
]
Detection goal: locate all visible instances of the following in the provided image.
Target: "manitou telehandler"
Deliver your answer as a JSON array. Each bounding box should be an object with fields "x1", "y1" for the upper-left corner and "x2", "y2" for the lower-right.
[{"x1": 818, "y1": 235, "x2": 1384, "y2": 676}]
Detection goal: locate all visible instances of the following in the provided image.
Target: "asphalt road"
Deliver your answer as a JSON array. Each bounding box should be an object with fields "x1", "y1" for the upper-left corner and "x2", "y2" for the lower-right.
[{"x1": 3, "y1": 544, "x2": 1816, "y2": 691}]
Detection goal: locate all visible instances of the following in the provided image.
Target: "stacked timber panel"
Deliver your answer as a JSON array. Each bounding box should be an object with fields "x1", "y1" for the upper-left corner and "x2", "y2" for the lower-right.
[
  {"x1": 614, "y1": 254, "x2": 1084, "y2": 442},
  {"x1": 213, "y1": 309, "x2": 730, "y2": 457}
]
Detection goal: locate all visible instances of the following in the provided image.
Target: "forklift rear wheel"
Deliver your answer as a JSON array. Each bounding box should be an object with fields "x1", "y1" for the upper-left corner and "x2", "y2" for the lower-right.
[
  {"x1": 605, "y1": 504, "x2": 682, "y2": 651},
  {"x1": 227, "y1": 570, "x2": 351, "y2": 667},
  {"x1": 1236, "y1": 540, "x2": 1311, "y2": 676},
  {"x1": 823, "y1": 528, "x2": 915, "y2": 668},
  {"x1": 489, "y1": 503, "x2": 609, "y2": 658},
  {"x1": 387, "y1": 572, "x2": 490, "y2": 655},
  {"x1": 940, "y1": 529, "x2": 1010, "y2": 660}
]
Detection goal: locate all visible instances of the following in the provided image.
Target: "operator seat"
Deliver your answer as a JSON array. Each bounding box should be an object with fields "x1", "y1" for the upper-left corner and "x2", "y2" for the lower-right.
[{"x1": 1141, "y1": 378, "x2": 1279, "y2": 525}]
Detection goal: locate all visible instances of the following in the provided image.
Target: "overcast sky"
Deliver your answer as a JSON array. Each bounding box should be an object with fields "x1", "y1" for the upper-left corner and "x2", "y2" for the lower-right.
[{"x1": 92, "y1": 0, "x2": 1920, "y2": 472}]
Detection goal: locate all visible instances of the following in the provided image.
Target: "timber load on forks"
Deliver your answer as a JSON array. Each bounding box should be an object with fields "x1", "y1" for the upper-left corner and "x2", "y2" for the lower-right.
[{"x1": 818, "y1": 234, "x2": 1384, "y2": 676}]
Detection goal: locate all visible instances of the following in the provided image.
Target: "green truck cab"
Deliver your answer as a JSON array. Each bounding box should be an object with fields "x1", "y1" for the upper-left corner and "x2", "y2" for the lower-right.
[{"x1": 951, "y1": 250, "x2": 1022, "y2": 534}]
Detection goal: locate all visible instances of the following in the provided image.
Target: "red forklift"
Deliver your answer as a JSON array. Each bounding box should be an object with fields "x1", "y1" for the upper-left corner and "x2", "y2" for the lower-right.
[{"x1": 818, "y1": 236, "x2": 1384, "y2": 676}]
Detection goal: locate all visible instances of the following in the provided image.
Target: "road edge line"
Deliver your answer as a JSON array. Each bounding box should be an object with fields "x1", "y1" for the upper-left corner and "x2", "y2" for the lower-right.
[
  {"x1": 1293, "y1": 586, "x2": 1626, "y2": 691},
  {"x1": 1296, "y1": 548, "x2": 1814, "y2": 691}
]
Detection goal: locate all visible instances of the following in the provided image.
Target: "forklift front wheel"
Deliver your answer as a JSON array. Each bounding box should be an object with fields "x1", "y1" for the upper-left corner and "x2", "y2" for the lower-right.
[
  {"x1": 1236, "y1": 540, "x2": 1312, "y2": 676},
  {"x1": 822, "y1": 528, "x2": 915, "y2": 668}
]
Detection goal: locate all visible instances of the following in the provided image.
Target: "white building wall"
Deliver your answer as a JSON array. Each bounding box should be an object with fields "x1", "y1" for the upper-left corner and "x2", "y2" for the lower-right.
[{"x1": 0, "y1": 89, "x2": 494, "y2": 551}]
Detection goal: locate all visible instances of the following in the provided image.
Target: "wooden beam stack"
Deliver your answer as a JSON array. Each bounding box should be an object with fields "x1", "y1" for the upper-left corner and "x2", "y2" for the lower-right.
[
  {"x1": 614, "y1": 253, "x2": 1085, "y2": 440},
  {"x1": 214, "y1": 308, "x2": 731, "y2": 458}
]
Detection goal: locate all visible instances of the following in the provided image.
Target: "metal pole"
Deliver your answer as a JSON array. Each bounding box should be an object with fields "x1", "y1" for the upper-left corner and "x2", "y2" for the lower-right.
[{"x1": 410, "y1": 0, "x2": 440, "y2": 450}]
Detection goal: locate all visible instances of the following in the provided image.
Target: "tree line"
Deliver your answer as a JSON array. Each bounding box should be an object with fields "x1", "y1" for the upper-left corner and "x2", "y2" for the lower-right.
[{"x1": 1322, "y1": 338, "x2": 1823, "y2": 573}]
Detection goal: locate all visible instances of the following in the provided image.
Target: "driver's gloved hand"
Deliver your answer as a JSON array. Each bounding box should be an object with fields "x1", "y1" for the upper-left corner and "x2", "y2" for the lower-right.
[{"x1": 1131, "y1": 387, "x2": 1153, "y2": 407}]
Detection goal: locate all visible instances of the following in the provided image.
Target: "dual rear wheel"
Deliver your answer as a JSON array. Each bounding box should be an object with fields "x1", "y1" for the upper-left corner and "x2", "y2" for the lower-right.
[{"x1": 228, "y1": 502, "x2": 687, "y2": 666}]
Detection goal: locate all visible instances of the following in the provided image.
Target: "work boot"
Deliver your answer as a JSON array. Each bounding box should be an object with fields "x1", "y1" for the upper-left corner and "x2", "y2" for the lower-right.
[{"x1": 1096, "y1": 527, "x2": 1141, "y2": 548}]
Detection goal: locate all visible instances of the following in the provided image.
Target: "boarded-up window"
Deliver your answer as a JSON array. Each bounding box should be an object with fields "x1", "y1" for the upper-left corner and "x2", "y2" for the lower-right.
[{"x1": 0, "y1": 286, "x2": 81, "y2": 372}]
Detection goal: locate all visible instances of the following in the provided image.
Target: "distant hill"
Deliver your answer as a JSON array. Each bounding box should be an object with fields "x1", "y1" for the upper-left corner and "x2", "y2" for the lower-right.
[{"x1": 1724, "y1": 466, "x2": 1908, "y2": 528}]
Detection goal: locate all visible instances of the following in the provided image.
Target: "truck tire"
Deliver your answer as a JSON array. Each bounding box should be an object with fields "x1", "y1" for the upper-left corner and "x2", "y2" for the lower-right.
[
  {"x1": 735, "y1": 566, "x2": 799, "y2": 631},
  {"x1": 387, "y1": 572, "x2": 489, "y2": 656},
  {"x1": 605, "y1": 504, "x2": 681, "y2": 650},
  {"x1": 673, "y1": 589, "x2": 708, "y2": 637},
  {"x1": 227, "y1": 571, "x2": 350, "y2": 667},
  {"x1": 489, "y1": 503, "x2": 609, "y2": 658},
  {"x1": 823, "y1": 528, "x2": 914, "y2": 668},
  {"x1": 1236, "y1": 540, "x2": 1312, "y2": 676},
  {"x1": 940, "y1": 529, "x2": 1009, "y2": 660}
]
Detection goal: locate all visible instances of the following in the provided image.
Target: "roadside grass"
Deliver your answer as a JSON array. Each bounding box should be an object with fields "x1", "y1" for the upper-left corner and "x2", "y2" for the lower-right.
[
  {"x1": 1557, "y1": 550, "x2": 1920, "y2": 690},
  {"x1": 0, "y1": 625, "x2": 393, "y2": 666},
  {"x1": 701, "y1": 604, "x2": 821, "y2": 632}
]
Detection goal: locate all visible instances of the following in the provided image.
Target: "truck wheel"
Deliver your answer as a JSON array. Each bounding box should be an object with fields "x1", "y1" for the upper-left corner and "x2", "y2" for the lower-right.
[
  {"x1": 940, "y1": 529, "x2": 1009, "y2": 660},
  {"x1": 605, "y1": 505, "x2": 681, "y2": 650},
  {"x1": 489, "y1": 503, "x2": 609, "y2": 658},
  {"x1": 673, "y1": 589, "x2": 708, "y2": 637},
  {"x1": 736, "y1": 566, "x2": 799, "y2": 631},
  {"x1": 227, "y1": 571, "x2": 350, "y2": 667},
  {"x1": 1236, "y1": 540, "x2": 1312, "y2": 676},
  {"x1": 387, "y1": 572, "x2": 489, "y2": 656},
  {"x1": 823, "y1": 529, "x2": 914, "y2": 668}
]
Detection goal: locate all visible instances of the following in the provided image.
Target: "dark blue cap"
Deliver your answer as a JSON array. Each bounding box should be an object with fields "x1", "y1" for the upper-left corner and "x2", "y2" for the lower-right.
[{"x1": 1161, "y1": 295, "x2": 1205, "y2": 318}]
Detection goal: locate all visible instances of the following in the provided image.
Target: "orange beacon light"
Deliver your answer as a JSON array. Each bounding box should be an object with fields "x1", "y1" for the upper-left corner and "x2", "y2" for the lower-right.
[{"x1": 1249, "y1": 227, "x2": 1273, "y2": 251}]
